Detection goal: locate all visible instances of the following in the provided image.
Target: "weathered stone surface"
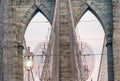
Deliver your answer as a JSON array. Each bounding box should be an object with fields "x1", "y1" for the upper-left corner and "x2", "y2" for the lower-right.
[
  {"x1": 0, "y1": 0, "x2": 120, "y2": 81},
  {"x1": 0, "y1": 0, "x2": 4, "y2": 81},
  {"x1": 113, "y1": 1, "x2": 120, "y2": 81}
]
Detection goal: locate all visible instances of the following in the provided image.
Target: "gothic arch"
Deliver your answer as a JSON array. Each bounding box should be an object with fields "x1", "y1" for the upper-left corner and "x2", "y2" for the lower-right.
[
  {"x1": 74, "y1": 1, "x2": 113, "y2": 38},
  {"x1": 76, "y1": 2, "x2": 114, "y2": 81},
  {"x1": 21, "y1": 4, "x2": 53, "y2": 27},
  {"x1": 17, "y1": 3, "x2": 55, "y2": 45},
  {"x1": 76, "y1": 4, "x2": 105, "y2": 35},
  {"x1": 14, "y1": 0, "x2": 55, "y2": 46}
]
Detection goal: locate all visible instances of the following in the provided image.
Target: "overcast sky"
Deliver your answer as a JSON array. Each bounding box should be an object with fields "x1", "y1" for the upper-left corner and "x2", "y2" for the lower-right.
[{"x1": 24, "y1": 11, "x2": 104, "y2": 81}]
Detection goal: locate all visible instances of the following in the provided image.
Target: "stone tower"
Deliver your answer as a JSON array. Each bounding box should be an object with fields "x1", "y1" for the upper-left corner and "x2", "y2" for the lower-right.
[{"x1": 0, "y1": 0, "x2": 120, "y2": 81}]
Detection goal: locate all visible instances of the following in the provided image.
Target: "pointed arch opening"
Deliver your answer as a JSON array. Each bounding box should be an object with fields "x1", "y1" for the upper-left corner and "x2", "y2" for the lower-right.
[
  {"x1": 76, "y1": 10, "x2": 105, "y2": 81},
  {"x1": 24, "y1": 12, "x2": 51, "y2": 51},
  {"x1": 23, "y1": 12, "x2": 52, "y2": 81}
]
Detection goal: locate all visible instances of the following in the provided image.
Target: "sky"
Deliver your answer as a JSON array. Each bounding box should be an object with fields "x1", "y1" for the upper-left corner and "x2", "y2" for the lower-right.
[
  {"x1": 24, "y1": 11, "x2": 105, "y2": 81},
  {"x1": 24, "y1": 12, "x2": 51, "y2": 51},
  {"x1": 76, "y1": 11, "x2": 104, "y2": 81}
]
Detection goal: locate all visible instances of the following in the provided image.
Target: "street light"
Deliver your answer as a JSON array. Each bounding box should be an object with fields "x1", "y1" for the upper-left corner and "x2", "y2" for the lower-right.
[{"x1": 24, "y1": 47, "x2": 34, "y2": 81}]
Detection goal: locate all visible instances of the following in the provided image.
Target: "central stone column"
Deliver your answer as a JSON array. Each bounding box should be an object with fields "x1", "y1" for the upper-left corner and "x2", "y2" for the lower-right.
[{"x1": 53, "y1": 0, "x2": 77, "y2": 81}]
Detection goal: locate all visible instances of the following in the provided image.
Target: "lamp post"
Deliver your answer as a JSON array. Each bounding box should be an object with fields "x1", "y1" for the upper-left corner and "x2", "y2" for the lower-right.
[{"x1": 24, "y1": 47, "x2": 34, "y2": 81}]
